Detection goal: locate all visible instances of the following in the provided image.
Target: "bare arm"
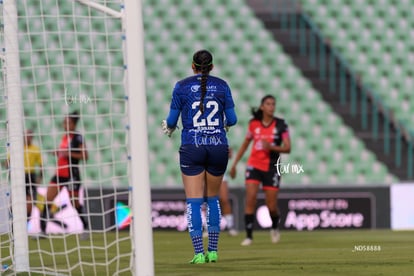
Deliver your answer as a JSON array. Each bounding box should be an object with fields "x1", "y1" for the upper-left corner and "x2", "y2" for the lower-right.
[{"x1": 262, "y1": 135, "x2": 291, "y2": 154}]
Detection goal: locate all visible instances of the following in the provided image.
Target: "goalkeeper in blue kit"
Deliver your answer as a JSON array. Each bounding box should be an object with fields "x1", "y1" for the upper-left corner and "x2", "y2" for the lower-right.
[{"x1": 162, "y1": 49, "x2": 237, "y2": 264}]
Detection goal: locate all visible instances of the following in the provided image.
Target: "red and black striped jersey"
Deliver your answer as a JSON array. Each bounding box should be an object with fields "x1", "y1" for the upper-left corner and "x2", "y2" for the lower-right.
[
  {"x1": 245, "y1": 117, "x2": 289, "y2": 172},
  {"x1": 56, "y1": 133, "x2": 83, "y2": 177}
]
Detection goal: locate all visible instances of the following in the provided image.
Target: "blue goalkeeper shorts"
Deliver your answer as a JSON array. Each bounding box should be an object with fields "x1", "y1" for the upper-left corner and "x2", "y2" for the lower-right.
[{"x1": 179, "y1": 144, "x2": 229, "y2": 176}]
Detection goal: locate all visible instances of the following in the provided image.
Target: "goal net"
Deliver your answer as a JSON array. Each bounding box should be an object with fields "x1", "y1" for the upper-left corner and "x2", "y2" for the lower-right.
[{"x1": 1, "y1": 0, "x2": 152, "y2": 275}]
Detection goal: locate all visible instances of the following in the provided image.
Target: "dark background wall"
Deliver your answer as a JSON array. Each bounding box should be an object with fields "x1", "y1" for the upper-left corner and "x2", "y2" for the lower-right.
[{"x1": 87, "y1": 186, "x2": 390, "y2": 231}]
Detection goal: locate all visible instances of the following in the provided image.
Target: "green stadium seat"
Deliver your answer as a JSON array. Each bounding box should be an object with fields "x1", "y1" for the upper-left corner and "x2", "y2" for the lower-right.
[
  {"x1": 300, "y1": 0, "x2": 414, "y2": 146},
  {"x1": 13, "y1": 0, "x2": 399, "y2": 188}
]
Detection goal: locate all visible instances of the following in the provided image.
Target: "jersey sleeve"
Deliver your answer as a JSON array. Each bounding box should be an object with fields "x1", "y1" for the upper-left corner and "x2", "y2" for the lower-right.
[
  {"x1": 222, "y1": 84, "x2": 237, "y2": 126},
  {"x1": 166, "y1": 109, "x2": 180, "y2": 128},
  {"x1": 224, "y1": 107, "x2": 237, "y2": 126},
  {"x1": 169, "y1": 82, "x2": 182, "y2": 111},
  {"x1": 224, "y1": 84, "x2": 235, "y2": 109},
  {"x1": 280, "y1": 119, "x2": 289, "y2": 140},
  {"x1": 166, "y1": 82, "x2": 182, "y2": 128},
  {"x1": 71, "y1": 134, "x2": 84, "y2": 151}
]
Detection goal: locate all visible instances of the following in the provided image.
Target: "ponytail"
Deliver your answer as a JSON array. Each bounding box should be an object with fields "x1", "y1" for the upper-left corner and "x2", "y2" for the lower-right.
[
  {"x1": 199, "y1": 67, "x2": 210, "y2": 113},
  {"x1": 192, "y1": 50, "x2": 213, "y2": 113},
  {"x1": 251, "y1": 107, "x2": 263, "y2": 120}
]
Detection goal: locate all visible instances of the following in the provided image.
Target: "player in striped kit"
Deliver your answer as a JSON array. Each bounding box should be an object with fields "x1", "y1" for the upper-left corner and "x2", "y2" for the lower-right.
[
  {"x1": 230, "y1": 95, "x2": 291, "y2": 246},
  {"x1": 38, "y1": 111, "x2": 89, "y2": 239}
]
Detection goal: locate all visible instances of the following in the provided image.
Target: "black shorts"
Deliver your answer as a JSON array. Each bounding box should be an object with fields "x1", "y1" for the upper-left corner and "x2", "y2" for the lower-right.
[
  {"x1": 245, "y1": 166, "x2": 281, "y2": 190},
  {"x1": 179, "y1": 144, "x2": 229, "y2": 176},
  {"x1": 25, "y1": 173, "x2": 37, "y2": 197},
  {"x1": 50, "y1": 175, "x2": 82, "y2": 192}
]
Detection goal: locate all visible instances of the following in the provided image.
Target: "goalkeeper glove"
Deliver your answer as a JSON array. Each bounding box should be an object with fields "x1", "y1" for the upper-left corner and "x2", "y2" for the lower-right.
[
  {"x1": 161, "y1": 120, "x2": 176, "y2": 137},
  {"x1": 223, "y1": 118, "x2": 230, "y2": 132}
]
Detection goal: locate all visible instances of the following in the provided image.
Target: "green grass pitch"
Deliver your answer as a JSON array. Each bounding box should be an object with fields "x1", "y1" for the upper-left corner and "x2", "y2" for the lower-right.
[
  {"x1": 154, "y1": 229, "x2": 413, "y2": 276},
  {"x1": 2, "y1": 229, "x2": 413, "y2": 275}
]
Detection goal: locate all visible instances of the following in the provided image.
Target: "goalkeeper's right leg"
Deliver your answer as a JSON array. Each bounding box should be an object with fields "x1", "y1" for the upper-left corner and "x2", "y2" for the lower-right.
[
  {"x1": 38, "y1": 179, "x2": 60, "y2": 235},
  {"x1": 35, "y1": 192, "x2": 48, "y2": 234},
  {"x1": 36, "y1": 193, "x2": 46, "y2": 213}
]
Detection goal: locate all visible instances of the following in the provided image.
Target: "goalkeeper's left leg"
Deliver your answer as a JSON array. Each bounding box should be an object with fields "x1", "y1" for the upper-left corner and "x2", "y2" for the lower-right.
[{"x1": 206, "y1": 196, "x2": 221, "y2": 253}]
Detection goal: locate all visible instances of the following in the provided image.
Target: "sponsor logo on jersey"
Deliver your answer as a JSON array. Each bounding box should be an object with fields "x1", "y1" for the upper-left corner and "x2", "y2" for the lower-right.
[{"x1": 191, "y1": 85, "x2": 200, "y2": 92}]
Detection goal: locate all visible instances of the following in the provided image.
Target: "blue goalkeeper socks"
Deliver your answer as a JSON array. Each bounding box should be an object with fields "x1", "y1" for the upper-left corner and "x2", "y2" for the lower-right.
[
  {"x1": 206, "y1": 196, "x2": 221, "y2": 252},
  {"x1": 186, "y1": 198, "x2": 204, "y2": 254}
]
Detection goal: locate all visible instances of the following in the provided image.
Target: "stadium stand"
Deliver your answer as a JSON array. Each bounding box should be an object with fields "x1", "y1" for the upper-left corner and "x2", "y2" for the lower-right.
[
  {"x1": 141, "y1": 0, "x2": 397, "y2": 186},
  {"x1": 300, "y1": 0, "x2": 414, "y2": 131},
  {"x1": 12, "y1": 0, "x2": 398, "y2": 188}
]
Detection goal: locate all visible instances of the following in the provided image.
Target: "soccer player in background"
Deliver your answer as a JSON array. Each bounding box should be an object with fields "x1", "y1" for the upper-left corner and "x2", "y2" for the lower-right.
[
  {"x1": 203, "y1": 148, "x2": 238, "y2": 237},
  {"x1": 5, "y1": 129, "x2": 43, "y2": 220},
  {"x1": 38, "y1": 111, "x2": 89, "y2": 239},
  {"x1": 218, "y1": 148, "x2": 238, "y2": 236},
  {"x1": 229, "y1": 95, "x2": 290, "y2": 246},
  {"x1": 218, "y1": 175, "x2": 238, "y2": 236},
  {"x1": 162, "y1": 49, "x2": 237, "y2": 264},
  {"x1": 23, "y1": 130, "x2": 43, "y2": 220}
]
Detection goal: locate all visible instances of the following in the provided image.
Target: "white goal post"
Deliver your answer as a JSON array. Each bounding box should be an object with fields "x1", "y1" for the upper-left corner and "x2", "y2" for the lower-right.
[
  {"x1": 3, "y1": 0, "x2": 29, "y2": 272},
  {"x1": 122, "y1": 0, "x2": 155, "y2": 275},
  {"x1": 0, "y1": 0, "x2": 154, "y2": 275}
]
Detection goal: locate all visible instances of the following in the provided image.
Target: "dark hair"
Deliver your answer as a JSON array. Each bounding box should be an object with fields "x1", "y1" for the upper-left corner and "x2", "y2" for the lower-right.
[
  {"x1": 251, "y1": 94, "x2": 275, "y2": 120},
  {"x1": 69, "y1": 110, "x2": 80, "y2": 125},
  {"x1": 193, "y1": 49, "x2": 213, "y2": 113}
]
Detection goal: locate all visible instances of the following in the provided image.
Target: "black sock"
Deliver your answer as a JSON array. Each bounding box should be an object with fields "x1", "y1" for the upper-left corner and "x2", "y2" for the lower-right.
[
  {"x1": 245, "y1": 214, "x2": 255, "y2": 239},
  {"x1": 40, "y1": 207, "x2": 48, "y2": 233},
  {"x1": 76, "y1": 206, "x2": 89, "y2": 230},
  {"x1": 271, "y1": 215, "x2": 280, "y2": 230}
]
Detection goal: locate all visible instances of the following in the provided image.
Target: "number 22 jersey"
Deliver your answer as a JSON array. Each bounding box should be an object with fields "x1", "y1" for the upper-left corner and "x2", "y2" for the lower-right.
[{"x1": 169, "y1": 74, "x2": 235, "y2": 146}]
